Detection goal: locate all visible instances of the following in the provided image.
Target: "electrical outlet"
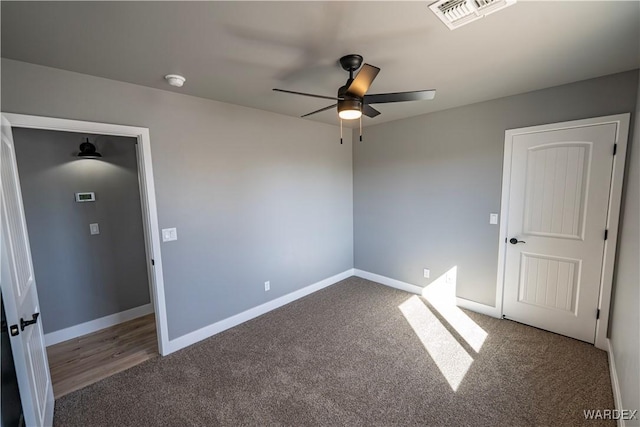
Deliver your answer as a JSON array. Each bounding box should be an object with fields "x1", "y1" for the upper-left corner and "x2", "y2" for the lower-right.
[
  {"x1": 162, "y1": 227, "x2": 178, "y2": 242},
  {"x1": 264, "y1": 281, "x2": 270, "y2": 291},
  {"x1": 423, "y1": 269, "x2": 430, "y2": 279},
  {"x1": 446, "y1": 271, "x2": 456, "y2": 284}
]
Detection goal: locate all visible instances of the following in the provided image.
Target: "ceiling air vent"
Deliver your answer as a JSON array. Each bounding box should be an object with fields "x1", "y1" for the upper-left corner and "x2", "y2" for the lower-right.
[{"x1": 429, "y1": 0, "x2": 517, "y2": 30}]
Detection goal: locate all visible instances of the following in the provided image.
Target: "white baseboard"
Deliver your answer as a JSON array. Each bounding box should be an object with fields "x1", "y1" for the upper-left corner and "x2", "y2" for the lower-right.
[
  {"x1": 45, "y1": 303, "x2": 154, "y2": 347},
  {"x1": 164, "y1": 269, "x2": 355, "y2": 355},
  {"x1": 353, "y1": 269, "x2": 423, "y2": 294},
  {"x1": 456, "y1": 297, "x2": 501, "y2": 318},
  {"x1": 353, "y1": 269, "x2": 502, "y2": 319},
  {"x1": 607, "y1": 339, "x2": 625, "y2": 427}
]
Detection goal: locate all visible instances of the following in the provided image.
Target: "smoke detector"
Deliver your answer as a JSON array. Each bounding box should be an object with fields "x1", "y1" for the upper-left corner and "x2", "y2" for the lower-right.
[
  {"x1": 165, "y1": 74, "x2": 186, "y2": 87},
  {"x1": 429, "y1": 0, "x2": 517, "y2": 30}
]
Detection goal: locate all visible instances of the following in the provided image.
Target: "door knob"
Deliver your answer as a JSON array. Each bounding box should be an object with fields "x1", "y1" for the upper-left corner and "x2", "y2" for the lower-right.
[
  {"x1": 20, "y1": 313, "x2": 39, "y2": 331},
  {"x1": 509, "y1": 238, "x2": 526, "y2": 245}
]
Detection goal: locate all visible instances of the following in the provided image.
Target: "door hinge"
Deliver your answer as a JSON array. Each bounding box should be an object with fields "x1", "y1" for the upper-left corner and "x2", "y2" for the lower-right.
[
  {"x1": 151, "y1": 259, "x2": 155, "y2": 266},
  {"x1": 604, "y1": 229, "x2": 608, "y2": 240},
  {"x1": 613, "y1": 144, "x2": 617, "y2": 155},
  {"x1": 596, "y1": 309, "x2": 600, "y2": 319}
]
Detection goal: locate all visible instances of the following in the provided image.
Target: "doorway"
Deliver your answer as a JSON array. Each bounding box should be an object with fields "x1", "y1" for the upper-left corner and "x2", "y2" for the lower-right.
[
  {"x1": 11, "y1": 127, "x2": 157, "y2": 398},
  {"x1": 496, "y1": 114, "x2": 630, "y2": 350},
  {"x1": 2, "y1": 113, "x2": 168, "y2": 412}
]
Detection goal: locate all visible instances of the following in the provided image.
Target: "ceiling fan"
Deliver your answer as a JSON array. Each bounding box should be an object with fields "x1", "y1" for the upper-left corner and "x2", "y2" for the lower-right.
[{"x1": 273, "y1": 54, "x2": 436, "y2": 142}]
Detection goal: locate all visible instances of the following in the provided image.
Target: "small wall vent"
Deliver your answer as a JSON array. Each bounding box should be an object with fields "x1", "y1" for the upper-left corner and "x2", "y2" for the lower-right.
[{"x1": 429, "y1": 0, "x2": 517, "y2": 30}]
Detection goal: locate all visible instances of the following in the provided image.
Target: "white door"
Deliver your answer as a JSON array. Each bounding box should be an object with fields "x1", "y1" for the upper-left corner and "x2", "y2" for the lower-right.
[
  {"x1": 1, "y1": 116, "x2": 54, "y2": 427},
  {"x1": 502, "y1": 121, "x2": 617, "y2": 343}
]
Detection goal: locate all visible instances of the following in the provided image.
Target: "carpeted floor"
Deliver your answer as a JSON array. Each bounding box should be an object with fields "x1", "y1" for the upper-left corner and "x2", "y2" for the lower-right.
[{"x1": 54, "y1": 277, "x2": 614, "y2": 426}]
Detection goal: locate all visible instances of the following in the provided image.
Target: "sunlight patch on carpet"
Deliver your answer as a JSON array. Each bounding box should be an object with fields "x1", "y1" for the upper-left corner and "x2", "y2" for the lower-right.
[
  {"x1": 421, "y1": 266, "x2": 488, "y2": 352},
  {"x1": 399, "y1": 295, "x2": 473, "y2": 391}
]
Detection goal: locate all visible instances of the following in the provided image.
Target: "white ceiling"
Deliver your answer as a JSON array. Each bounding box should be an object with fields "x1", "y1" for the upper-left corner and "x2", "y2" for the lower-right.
[{"x1": 2, "y1": 1, "x2": 639, "y2": 127}]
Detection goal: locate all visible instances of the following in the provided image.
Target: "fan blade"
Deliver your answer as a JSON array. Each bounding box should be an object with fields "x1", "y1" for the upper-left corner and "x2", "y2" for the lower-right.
[
  {"x1": 273, "y1": 88, "x2": 342, "y2": 101},
  {"x1": 363, "y1": 104, "x2": 381, "y2": 118},
  {"x1": 364, "y1": 90, "x2": 436, "y2": 104},
  {"x1": 301, "y1": 104, "x2": 337, "y2": 118},
  {"x1": 346, "y1": 64, "x2": 380, "y2": 98}
]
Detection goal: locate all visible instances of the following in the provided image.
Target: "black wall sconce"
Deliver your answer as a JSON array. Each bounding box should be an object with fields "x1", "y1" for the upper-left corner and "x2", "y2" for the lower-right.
[{"x1": 78, "y1": 138, "x2": 102, "y2": 158}]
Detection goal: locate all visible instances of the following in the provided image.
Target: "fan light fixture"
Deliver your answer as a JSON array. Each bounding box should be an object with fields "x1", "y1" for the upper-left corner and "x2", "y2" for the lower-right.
[
  {"x1": 338, "y1": 100, "x2": 362, "y2": 120},
  {"x1": 78, "y1": 138, "x2": 102, "y2": 158},
  {"x1": 338, "y1": 109, "x2": 362, "y2": 120}
]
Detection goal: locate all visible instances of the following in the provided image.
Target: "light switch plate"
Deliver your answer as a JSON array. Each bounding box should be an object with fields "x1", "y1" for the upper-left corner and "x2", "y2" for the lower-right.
[
  {"x1": 489, "y1": 213, "x2": 499, "y2": 225},
  {"x1": 89, "y1": 223, "x2": 100, "y2": 235},
  {"x1": 162, "y1": 227, "x2": 178, "y2": 242}
]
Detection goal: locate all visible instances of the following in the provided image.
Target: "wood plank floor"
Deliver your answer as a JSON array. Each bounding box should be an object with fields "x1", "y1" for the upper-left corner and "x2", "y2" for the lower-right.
[{"x1": 47, "y1": 314, "x2": 158, "y2": 399}]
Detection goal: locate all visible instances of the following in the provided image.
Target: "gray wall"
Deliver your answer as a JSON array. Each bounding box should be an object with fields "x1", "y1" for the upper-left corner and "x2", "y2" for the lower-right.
[
  {"x1": 1, "y1": 59, "x2": 354, "y2": 340},
  {"x1": 12, "y1": 128, "x2": 150, "y2": 334},
  {"x1": 353, "y1": 70, "x2": 639, "y2": 306},
  {"x1": 609, "y1": 83, "x2": 640, "y2": 420}
]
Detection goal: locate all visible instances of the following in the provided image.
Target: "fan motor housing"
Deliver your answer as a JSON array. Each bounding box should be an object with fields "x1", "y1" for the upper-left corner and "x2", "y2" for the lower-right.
[
  {"x1": 338, "y1": 84, "x2": 359, "y2": 100},
  {"x1": 338, "y1": 98, "x2": 362, "y2": 114},
  {"x1": 337, "y1": 84, "x2": 362, "y2": 115}
]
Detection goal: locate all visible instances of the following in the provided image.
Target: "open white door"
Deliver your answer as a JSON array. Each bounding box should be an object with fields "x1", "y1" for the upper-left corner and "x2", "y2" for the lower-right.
[{"x1": 1, "y1": 116, "x2": 55, "y2": 427}]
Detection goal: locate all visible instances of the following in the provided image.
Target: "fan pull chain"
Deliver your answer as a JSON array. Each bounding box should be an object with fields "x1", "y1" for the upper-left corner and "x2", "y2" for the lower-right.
[
  {"x1": 359, "y1": 116, "x2": 363, "y2": 142},
  {"x1": 340, "y1": 119, "x2": 343, "y2": 145}
]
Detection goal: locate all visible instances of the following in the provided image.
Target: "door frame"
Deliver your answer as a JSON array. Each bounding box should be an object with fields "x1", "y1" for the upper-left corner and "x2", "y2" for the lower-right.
[
  {"x1": 0, "y1": 112, "x2": 170, "y2": 355},
  {"x1": 496, "y1": 113, "x2": 630, "y2": 350}
]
